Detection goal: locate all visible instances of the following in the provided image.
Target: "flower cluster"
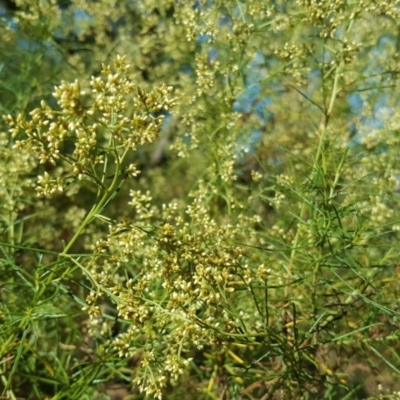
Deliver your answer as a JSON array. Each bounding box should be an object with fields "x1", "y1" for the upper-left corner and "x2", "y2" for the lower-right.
[
  {"x1": 6, "y1": 55, "x2": 176, "y2": 198},
  {"x1": 79, "y1": 172, "x2": 274, "y2": 397}
]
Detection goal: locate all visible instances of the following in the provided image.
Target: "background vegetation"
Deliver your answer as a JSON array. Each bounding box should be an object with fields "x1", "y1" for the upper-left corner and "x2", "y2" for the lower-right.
[{"x1": 1, "y1": 0, "x2": 400, "y2": 399}]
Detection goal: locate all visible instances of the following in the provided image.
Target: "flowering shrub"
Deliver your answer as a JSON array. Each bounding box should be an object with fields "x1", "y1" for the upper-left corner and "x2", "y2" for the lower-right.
[{"x1": 1, "y1": 1, "x2": 400, "y2": 399}]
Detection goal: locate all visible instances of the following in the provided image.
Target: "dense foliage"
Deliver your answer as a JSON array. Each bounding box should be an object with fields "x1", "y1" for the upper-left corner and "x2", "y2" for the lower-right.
[{"x1": 1, "y1": 0, "x2": 400, "y2": 399}]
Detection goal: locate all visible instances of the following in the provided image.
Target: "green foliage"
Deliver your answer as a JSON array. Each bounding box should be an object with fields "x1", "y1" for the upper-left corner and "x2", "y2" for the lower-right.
[{"x1": 2, "y1": 0, "x2": 400, "y2": 399}]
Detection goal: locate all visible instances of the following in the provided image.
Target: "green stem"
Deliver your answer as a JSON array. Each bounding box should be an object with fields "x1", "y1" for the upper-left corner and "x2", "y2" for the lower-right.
[
  {"x1": 61, "y1": 146, "x2": 129, "y2": 255},
  {"x1": 310, "y1": 18, "x2": 355, "y2": 345}
]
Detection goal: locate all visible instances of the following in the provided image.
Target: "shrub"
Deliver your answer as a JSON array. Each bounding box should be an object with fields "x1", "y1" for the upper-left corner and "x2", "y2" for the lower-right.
[{"x1": 1, "y1": 1, "x2": 400, "y2": 399}]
